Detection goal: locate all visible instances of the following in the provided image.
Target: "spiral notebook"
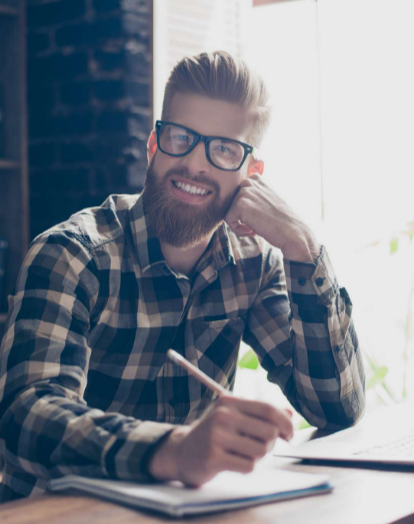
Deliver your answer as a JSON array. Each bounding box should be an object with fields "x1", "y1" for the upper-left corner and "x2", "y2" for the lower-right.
[{"x1": 48, "y1": 464, "x2": 332, "y2": 517}]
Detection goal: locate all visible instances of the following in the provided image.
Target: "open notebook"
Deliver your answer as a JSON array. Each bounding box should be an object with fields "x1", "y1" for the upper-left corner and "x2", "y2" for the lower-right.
[{"x1": 48, "y1": 463, "x2": 332, "y2": 517}]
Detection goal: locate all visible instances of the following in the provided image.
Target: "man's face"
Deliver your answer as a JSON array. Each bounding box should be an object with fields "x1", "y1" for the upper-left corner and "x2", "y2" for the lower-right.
[{"x1": 142, "y1": 93, "x2": 258, "y2": 248}]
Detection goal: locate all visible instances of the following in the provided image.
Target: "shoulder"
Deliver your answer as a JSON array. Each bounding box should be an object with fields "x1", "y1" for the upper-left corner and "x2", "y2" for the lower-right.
[
  {"x1": 32, "y1": 194, "x2": 140, "y2": 253},
  {"x1": 21, "y1": 194, "x2": 140, "y2": 287}
]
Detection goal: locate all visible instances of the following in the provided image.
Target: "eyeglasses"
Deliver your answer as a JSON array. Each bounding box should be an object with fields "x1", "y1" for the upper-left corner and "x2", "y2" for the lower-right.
[{"x1": 155, "y1": 120, "x2": 258, "y2": 172}]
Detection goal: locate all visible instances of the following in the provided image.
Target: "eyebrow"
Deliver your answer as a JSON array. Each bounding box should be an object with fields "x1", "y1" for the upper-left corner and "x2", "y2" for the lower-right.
[{"x1": 169, "y1": 122, "x2": 248, "y2": 144}]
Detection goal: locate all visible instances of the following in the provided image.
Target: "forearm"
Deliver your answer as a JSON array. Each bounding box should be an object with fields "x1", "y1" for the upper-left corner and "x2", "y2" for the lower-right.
[
  {"x1": 0, "y1": 233, "x2": 175, "y2": 486},
  {"x1": 0, "y1": 382, "x2": 175, "y2": 482},
  {"x1": 245, "y1": 245, "x2": 365, "y2": 430},
  {"x1": 281, "y1": 247, "x2": 366, "y2": 429}
]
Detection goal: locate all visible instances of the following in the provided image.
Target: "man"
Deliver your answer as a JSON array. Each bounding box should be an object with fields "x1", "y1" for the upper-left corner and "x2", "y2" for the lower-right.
[{"x1": 0, "y1": 51, "x2": 365, "y2": 502}]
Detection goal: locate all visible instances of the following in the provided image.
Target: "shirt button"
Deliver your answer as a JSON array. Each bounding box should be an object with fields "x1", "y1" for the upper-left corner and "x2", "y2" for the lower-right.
[
  {"x1": 298, "y1": 277, "x2": 307, "y2": 286},
  {"x1": 316, "y1": 277, "x2": 325, "y2": 287}
]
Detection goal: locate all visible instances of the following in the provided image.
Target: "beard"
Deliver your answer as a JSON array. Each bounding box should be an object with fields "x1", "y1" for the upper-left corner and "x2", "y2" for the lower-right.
[{"x1": 142, "y1": 159, "x2": 237, "y2": 248}]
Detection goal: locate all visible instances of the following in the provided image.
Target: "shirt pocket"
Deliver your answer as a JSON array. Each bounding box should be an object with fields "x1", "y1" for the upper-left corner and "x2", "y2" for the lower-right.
[{"x1": 191, "y1": 317, "x2": 246, "y2": 397}]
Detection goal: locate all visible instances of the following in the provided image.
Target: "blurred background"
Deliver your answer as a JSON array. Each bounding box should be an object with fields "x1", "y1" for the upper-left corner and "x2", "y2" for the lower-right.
[{"x1": 0, "y1": 0, "x2": 413, "y2": 427}]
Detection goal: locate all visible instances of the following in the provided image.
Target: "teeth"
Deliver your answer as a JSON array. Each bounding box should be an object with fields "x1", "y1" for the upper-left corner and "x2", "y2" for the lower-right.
[{"x1": 174, "y1": 180, "x2": 209, "y2": 196}]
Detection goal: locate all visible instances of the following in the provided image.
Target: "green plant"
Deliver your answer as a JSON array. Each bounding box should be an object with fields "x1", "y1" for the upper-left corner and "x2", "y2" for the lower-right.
[
  {"x1": 389, "y1": 220, "x2": 414, "y2": 399},
  {"x1": 238, "y1": 348, "x2": 259, "y2": 370},
  {"x1": 364, "y1": 218, "x2": 414, "y2": 400}
]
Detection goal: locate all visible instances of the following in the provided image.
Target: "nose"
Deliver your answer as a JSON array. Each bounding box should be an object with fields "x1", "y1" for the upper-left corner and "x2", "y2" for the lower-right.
[{"x1": 180, "y1": 141, "x2": 211, "y2": 174}]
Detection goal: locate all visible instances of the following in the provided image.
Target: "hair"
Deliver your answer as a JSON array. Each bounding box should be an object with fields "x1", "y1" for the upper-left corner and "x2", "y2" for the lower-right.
[{"x1": 161, "y1": 51, "x2": 271, "y2": 147}]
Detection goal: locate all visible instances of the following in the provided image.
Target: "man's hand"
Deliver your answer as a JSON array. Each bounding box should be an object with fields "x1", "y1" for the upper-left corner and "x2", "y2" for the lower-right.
[
  {"x1": 224, "y1": 174, "x2": 320, "y2": 263},
  {"x1": 148, "y1": 395, "x2": 294, "y2": 487}
]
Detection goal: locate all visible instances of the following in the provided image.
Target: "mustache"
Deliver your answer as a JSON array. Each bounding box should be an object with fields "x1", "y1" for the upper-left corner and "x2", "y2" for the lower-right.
[{"x1": 164, "y1": 167, "x2": 220, "y2": 194}]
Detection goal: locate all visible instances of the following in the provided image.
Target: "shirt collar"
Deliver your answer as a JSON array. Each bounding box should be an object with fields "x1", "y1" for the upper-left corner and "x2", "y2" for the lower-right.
[
  {"x1": 129, "y1": 194, "x2": 236, "y2": 274},
  {"x1": 129, "y1": 194, "x2": 165, "y2": 272},
  {"x1": 208, "y1": 221, "x2": 236, "y2": 270}
]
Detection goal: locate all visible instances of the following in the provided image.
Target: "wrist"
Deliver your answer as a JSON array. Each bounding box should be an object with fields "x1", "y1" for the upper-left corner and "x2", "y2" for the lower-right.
[
  {"x1": 281, "y1": 232, "x2": 320, "y2": 263},
  {"x1": 147, "y1": 426, "x2": 189, "y2": 481}
]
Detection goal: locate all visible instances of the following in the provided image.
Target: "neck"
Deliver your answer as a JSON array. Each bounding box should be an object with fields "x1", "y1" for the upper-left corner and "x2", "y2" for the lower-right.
[{"x1": 160, "y1": 232, "x2": 214, "y2": 276}]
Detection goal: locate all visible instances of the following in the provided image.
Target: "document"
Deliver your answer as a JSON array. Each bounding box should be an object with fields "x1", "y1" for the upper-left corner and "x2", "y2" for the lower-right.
[
  {"x1": 274, "y1": 402, "x2": 414, "y2": 466},
  {"x1": 48, "y1": 462, "x2": 332, "y2": 517}
]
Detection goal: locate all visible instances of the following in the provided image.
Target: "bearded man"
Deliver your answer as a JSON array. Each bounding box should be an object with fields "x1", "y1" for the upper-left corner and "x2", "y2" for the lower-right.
[{"x1": 0, "y1": 51, "x2": 365, "y2": 502}]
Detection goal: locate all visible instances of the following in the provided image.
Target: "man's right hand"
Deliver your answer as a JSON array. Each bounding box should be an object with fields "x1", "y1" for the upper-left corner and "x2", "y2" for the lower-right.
[{"x1": 148, "y1": 395, "x2": 294, "y2": 487}]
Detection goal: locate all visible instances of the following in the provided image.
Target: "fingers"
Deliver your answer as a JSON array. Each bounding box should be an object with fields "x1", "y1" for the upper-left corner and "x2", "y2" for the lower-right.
[
  {"x1": 220, "y1": 450, "x2": 255, "y2": 474},
  {"x1": 234, "y1": 224, "x2": 256, "y2": 237},
  {"x1": 179, "y1": 426, "x2": 258, "y2": 486},
  {"x1": 221, "y1": 408, "x2": 284, "y2": 444},
  {"x1": 238, "y1": 398, "x2": 293, "y2": 438},
  {"x1": 214, "y1": 429, "x2": 268, "y2": 461},
  {"x1": 215, "y1": 396, "x2": 294, "y2": 441},
  {"x1": 161, "y1": 398, "x2": 295, "y2": 487}
]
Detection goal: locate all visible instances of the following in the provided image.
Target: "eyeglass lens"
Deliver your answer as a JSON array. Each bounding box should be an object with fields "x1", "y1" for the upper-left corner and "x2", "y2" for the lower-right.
[{"x1": 158, "y1": 124, "x2": 245, "y2": 170}]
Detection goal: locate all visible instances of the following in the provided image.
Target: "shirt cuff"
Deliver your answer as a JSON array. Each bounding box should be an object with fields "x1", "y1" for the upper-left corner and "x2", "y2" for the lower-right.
[
  {"x1": 102, "y1": 420, "x2": 176, "y2": 482},
  {"x1": 284, "y1": 245, "x2": 340, "y2": 307}
]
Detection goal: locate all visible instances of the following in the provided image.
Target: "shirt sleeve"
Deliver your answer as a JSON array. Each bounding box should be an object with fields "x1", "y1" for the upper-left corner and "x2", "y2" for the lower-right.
[
  {"x1": 0, "y1": 232, "x2": 174, "y2": 486},
  {"x1": 243, "y1": 245, "x2": 366, "y2": 430}
]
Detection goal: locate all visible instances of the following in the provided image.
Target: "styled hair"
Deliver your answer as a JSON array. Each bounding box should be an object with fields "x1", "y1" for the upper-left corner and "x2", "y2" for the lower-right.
[{"x1": 161, "y1": 51, "x2": 271, "y2": 147}]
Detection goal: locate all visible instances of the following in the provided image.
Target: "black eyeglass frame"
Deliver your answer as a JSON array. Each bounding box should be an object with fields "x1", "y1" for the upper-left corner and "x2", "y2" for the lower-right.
[{"x1": 155, "y1": 120, "x2": 258, "y2": 172}]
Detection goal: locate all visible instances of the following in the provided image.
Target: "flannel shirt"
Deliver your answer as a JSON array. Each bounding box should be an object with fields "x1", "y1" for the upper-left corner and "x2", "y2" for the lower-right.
[{"x1": 0, "y1": 193, "x2": 365, "y2": 502}]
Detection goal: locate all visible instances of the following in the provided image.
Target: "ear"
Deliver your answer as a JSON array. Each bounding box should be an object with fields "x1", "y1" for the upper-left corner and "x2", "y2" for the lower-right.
[
  {"x1": 147, "y1": 130, "x2": 158, "y2": 164},
  {"x1": 247, "y1": 157, "x2": 264, "y2": 177}
]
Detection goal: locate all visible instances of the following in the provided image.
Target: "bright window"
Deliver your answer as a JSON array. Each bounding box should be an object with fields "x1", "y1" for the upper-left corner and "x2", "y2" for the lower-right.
[{"x1": 153, "y1": 0, "x2": 414, "y2": 417}]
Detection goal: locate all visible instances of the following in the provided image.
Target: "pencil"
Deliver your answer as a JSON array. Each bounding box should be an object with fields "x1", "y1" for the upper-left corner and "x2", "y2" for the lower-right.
[{"x1": 167, "y1": 349, "x2": 229, "y2": 397}]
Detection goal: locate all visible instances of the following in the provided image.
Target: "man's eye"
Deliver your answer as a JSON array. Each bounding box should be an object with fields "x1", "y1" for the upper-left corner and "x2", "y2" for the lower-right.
[
  {"x1": 213, "y1": 144, "x2": 237, "y2": 156},
  {"x1": 220, "y1": 145, "x2": 234, "y2": 154},
  {"x1": 172, "y1": 134, "x2": 190, "y2": 143}
]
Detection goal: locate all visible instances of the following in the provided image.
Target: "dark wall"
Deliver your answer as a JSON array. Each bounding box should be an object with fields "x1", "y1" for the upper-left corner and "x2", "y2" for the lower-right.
[{"x1": 26, "y1": 0, "x2": 153, "y2": 240}]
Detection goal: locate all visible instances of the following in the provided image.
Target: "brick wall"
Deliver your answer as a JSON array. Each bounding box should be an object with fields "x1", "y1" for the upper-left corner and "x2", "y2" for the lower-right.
[{"x1": 26, "y1": 0, "x2": 153, "y2": 239}]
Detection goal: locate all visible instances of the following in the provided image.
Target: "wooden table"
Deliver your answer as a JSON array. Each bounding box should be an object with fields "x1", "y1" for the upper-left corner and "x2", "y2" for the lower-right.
[{"x1": 2, "y1": 429, "x2": 414, "y2": 524}]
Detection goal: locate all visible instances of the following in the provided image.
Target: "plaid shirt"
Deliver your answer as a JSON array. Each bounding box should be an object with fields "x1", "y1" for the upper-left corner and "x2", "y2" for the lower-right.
[{"x1": 0, "y1": 193, "x2": 365, "y2": 502}]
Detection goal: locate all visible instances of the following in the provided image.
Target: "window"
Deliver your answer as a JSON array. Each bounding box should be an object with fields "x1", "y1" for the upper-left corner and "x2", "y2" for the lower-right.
[
  {"x1": 245, "y1": 0, "x2": 414, "y2": 407},
  {"x1": 153, "y1": 0, "x2": 248, "y2": 121},
  {"x1": 153, "y1": 0, "x2": 414, "y2": 415}
]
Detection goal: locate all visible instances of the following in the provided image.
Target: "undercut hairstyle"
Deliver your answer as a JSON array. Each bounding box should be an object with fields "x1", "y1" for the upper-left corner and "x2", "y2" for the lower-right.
[{"x1": 161, "y1": 51, "x2": 272, "y2": 147}]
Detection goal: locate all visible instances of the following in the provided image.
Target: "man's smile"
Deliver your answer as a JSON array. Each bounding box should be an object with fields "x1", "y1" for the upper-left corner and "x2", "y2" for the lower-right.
[{"x1": 170, "y1": 176, "x2": 214, "y2": 204}]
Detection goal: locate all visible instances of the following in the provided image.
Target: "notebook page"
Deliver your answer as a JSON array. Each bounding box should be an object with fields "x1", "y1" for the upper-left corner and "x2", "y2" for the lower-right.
[{"x1": 57, "y1": 465, "x2": 330, "y2": 507}]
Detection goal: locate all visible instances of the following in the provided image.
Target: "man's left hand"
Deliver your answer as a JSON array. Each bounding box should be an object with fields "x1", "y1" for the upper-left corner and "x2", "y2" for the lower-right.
[{"x1": 224, "y1": 174, "x2": 320, "y2": 263}]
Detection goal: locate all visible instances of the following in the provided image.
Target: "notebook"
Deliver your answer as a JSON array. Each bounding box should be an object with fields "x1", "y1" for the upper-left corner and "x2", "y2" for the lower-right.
[
  {"x1": 48, "y1": 463, "x2": 332, "y2": 517},
  {"x1": 274, "y1": 401, "x2": 414, "y2": 466}
]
